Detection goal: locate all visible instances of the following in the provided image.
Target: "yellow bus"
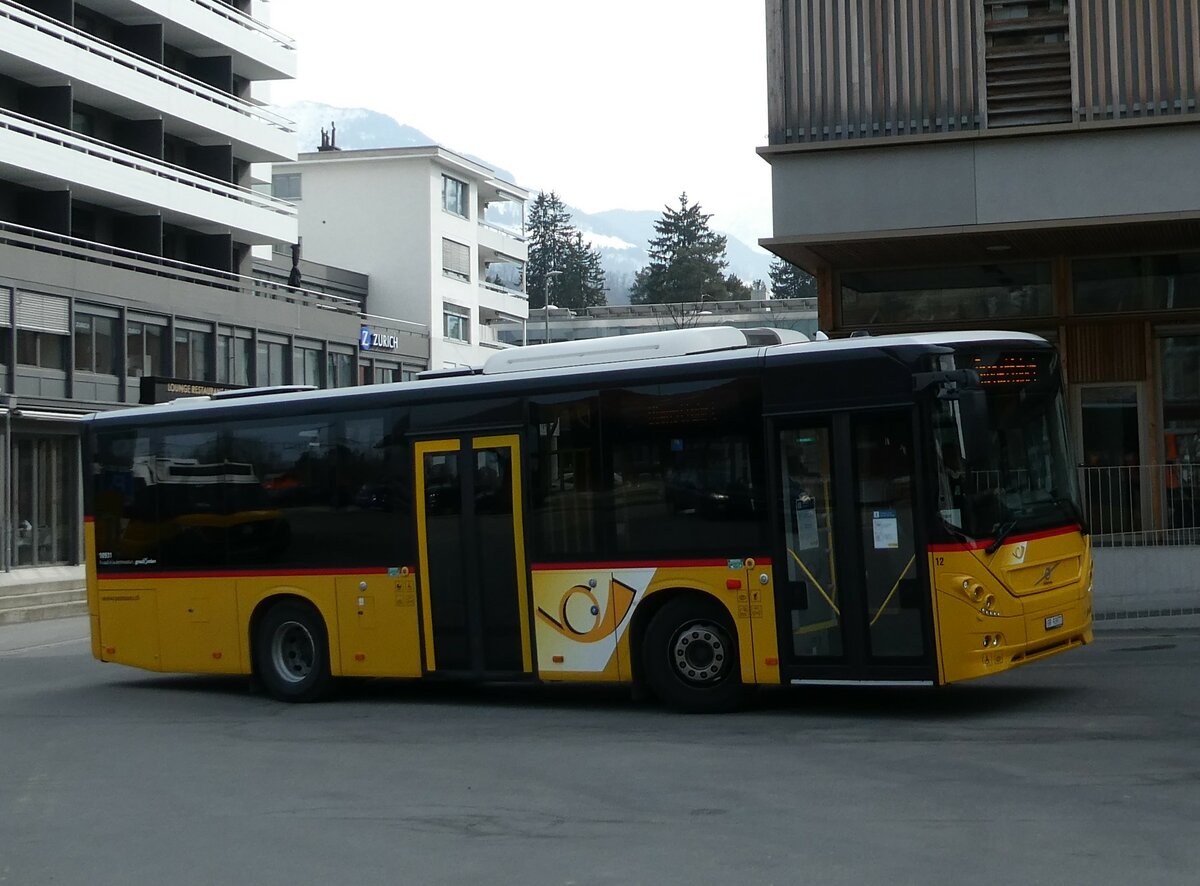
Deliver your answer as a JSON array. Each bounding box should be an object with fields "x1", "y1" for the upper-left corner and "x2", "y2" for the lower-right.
[{"x1": 83, "y1": 327, "x2": 1093, "y2": 711}]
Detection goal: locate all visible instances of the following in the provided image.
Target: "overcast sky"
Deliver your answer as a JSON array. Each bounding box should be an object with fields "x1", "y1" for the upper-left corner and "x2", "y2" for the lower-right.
[{"x1": 265, "y1": 0, "x2": 772, "y2": 248}]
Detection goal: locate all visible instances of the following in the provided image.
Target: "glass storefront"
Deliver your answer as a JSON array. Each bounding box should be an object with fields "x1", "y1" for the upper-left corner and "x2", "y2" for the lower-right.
[
  {"x1": 1075, "y1": 253, "x2": 1200, "y2": 314},
  {"x1": 840, "y1": 262, "x2": 1053, "y2": 327},
  {"x1": 4, "y1": 433, "x2": 77, "y2": 568}
]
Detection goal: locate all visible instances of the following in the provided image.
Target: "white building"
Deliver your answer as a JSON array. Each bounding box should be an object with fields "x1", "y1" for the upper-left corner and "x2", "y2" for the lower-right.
[
  {"x1": 274, "y1": 146, "x2": 530, "y2": 369},
  {"x1": 0, "y1": 1, "x2": 428, "y2": 587}
]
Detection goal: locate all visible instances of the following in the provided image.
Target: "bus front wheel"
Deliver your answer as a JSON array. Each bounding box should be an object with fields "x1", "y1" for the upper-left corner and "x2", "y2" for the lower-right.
[
  {"x1": 643, "y1": 597, "x2": 744, "y2": 713},
  {"x1": 254, "y1": 599, "x2": 333, "y2": 703}
]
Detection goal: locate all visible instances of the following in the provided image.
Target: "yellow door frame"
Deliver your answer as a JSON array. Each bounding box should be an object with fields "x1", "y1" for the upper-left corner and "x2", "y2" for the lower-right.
[
  {"x1": 414, "y1": 435, "x2": 532, "y2": 675},
  {"x1": 414, "y1": 438, "x2": 460, "y2": 671}
]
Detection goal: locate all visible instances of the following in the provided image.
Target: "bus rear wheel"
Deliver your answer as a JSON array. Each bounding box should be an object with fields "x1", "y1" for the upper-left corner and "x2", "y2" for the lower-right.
[
  {"x1": 643, "y1": 597, "x2": 744, "y2": 713},
  {"x1": 254, "y1": 599, "x2": 332, "y2": 703}
]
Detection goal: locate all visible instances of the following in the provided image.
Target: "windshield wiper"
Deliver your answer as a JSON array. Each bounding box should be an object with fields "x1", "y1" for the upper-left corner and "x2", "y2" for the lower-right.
[{"x1": 985, "y1": 519, "x2": 1019, "y2": 556}]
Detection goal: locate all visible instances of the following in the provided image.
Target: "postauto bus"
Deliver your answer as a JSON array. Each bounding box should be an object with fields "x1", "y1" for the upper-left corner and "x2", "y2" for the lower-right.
[{"x1": 83, "y1": 327, "x2": 1092, "y2": 712}]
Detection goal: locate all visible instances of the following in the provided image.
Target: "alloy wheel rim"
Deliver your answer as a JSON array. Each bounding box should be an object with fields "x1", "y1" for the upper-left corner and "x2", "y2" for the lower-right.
[
  {"x1": 271, "y1": 620, "x2": 315, "y2": 684},
  {"x1": 671, "y1": 620, "x2": 730, "y2": 685}
]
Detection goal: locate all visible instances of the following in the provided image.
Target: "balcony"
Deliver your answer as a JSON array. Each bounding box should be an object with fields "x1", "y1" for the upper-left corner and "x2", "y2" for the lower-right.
[
  {"x1": 477, "y1": 221, "x2": 527, "y2": 261},
  {"x1": 0, "y1": 3, "x2": 295, "y2": 162},
  {"x1": 0, "y1": 109, "x2": 296, "y2": 244},
  {"x1": 477, "y1": 282, "x2": 528, "y2": 321},
  {"x1": 81, "y1": 0, "x2": 297, "y2": 81},
  {"x1": 476, "y1": 323, "x2": 516, "y2": 351},
  {"x1": 0, "y1": 217, "x2": 365, "y2": 313}
]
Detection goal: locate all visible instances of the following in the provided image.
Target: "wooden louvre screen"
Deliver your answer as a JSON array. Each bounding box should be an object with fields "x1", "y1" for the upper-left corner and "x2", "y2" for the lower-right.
[{"x1": 983, "y1": 0, "x2": 1074, "y2": 127}]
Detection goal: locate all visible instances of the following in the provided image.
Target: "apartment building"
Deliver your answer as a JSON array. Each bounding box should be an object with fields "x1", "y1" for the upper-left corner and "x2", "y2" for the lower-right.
[
  {"x1": 274, "y1": 146, "x2": 530, "y2": 369},
  {"x1": 762, "y1": 1, "x2": 1200, "y2": 538},
  {"x1": 0, "y1": 0, "x2": 427, "y2": 578}
]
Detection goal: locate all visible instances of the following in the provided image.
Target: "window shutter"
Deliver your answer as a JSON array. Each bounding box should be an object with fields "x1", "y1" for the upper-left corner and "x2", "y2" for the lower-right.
[
  {"x1": 15, "y1": 291, "x2": 70, "y2": 334},
  {"x1": 0, "y1": 288, "x2": 9, "y2": 327},
  {"x1": 442, "y1": 238, "x2": 471, "y2": 279}
]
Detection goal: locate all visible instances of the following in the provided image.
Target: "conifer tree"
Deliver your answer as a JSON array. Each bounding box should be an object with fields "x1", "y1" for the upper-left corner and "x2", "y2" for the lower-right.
[
  {"x1": 769, "y1": 257, "x2": 818, "y2": 299},
  {"x1": 630, "y1": 193, "x2": 740, "y2": 304},
  {"x1": 526, "y1": 191, "x2": 607, "y2": 311}
]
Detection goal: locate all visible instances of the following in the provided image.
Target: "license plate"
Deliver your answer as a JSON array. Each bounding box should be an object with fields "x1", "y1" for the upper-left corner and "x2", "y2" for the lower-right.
[{"x1": 1044, "y1": 614, "x2": 1064, "y2": 630}]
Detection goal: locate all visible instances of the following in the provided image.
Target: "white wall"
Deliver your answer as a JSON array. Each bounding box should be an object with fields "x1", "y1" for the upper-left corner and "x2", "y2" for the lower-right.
[
  {"x1": 431, "y1": 161, "x2": 486, "y2": 367},
  {"x1": 289, "y1": 152, "x2": 529, "y2": 369},
  {"x1": 291, "y1": 156, "x2": 435, "y2": 331},
  {"x1": 1092, "y1": 547, "x2": 1200, "y2": 617}
]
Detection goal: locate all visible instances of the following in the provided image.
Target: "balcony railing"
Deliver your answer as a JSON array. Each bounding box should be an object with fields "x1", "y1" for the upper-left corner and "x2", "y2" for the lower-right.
[
  {"x1": 0, "y1": 219, "x2": 354, "y2": 315},
  {"x1": 478, "y1": 219, "x2": 526, "y2": 242},
  {"x1": 184, "y1": 0, "x2": 297, "y2": 51},
  {"x1": 0, "y1": 109, "x2": 296, "y2": 218},
  {"x1": 1, "y1": 3, "x2": 294, "y2": 134}
]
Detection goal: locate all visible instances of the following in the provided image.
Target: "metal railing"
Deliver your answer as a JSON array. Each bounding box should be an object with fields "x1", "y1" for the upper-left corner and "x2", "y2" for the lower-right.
[
  {"x1": 0, "y1": 220, "x2": 353, "y2": 314},
  {"x1": 1, "y1": 3, "x2": 294, "y2": 132},
  {"x1": 1079, "y1": 464, "x2": 1200, "y2": 547},
  {"x1": 184, "y1": 0, "x2": 297, "y2": 51},
  {"x1": 0, "y1": 109, "x2": 296, "y2": 216}
]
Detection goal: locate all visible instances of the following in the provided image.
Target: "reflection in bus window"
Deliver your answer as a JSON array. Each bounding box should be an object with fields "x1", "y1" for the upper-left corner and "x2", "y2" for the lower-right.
[
  {"x1": 530, "y1": 394, "x2": 600, "y2": 557},
  {"x1": 607, "y1": 379, "x2": 763, "y2": 556}
]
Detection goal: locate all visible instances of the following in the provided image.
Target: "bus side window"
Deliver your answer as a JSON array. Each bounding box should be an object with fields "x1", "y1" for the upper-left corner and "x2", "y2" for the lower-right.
[
  {"x1": 529, "y1": 393, "x2": 601, "y2": 559},
  {"x1": 605, "y1": 378, "x2": 764, "y2": 557}
]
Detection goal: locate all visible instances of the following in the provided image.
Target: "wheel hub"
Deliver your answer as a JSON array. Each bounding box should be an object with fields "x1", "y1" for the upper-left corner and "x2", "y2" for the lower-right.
[
  {"x1": 672, "y1": 621, "x2": 729, "y2": 685},
  {"x1": 271, "y1": 620, "x2": 315, "y2": 684}
]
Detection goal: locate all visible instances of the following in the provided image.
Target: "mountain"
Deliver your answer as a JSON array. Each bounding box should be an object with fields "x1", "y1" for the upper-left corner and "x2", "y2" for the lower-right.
[
  {"x1": 274, "y1": 102, "x2": 771, "y2": 303},
  {"x1": 277, "y1": 101, "x2": 515, "y2": 180},
  {"x1": 279, "y1": 101, "x2": 437, "y2": 153}
]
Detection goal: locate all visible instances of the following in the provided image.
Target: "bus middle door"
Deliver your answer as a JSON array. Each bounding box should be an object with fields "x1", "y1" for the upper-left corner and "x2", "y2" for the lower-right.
[{"x1": 414, "y1": 434, "x2": 533, "y2": 679}]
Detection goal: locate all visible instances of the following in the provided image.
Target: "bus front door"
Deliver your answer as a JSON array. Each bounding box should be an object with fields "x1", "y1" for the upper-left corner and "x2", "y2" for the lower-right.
[
  {"x1": 414, "y1": 435, "x2": 532, "y2": 678},
  {"x1": 772, "y1": 410, "x2": 935, "y2": 684}
]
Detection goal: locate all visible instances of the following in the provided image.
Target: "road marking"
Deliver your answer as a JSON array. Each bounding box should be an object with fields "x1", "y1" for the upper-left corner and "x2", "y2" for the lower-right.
[{"x1": 0, "y1": 636, "x2": 88, "y2": 657}]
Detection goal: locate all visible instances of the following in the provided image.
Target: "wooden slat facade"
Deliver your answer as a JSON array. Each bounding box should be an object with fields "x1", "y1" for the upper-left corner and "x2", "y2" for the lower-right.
[
  {"x1": 766, "y1": 0, "x2": 983, "y2": 143},
  {"x1": 1074, "y1": 0, "x2": 1200, "y2": 121},
  {"x1": 1065, "y1": 324, "x2": 1147, "y2": 384},
  {"x1": 767, "y1": 0, "x2": 1200, "y2": 145}
]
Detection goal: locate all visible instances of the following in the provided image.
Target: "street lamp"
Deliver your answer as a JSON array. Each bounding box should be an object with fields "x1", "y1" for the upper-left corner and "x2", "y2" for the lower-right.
[{"x1": 544, "y1": 269, "x2": 563, "y2": 344}]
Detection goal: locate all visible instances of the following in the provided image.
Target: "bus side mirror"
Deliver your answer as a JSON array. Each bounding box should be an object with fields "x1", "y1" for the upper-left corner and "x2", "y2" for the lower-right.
[{"x1": 958, "y1": 389, "x2": 991, "y2": 464}]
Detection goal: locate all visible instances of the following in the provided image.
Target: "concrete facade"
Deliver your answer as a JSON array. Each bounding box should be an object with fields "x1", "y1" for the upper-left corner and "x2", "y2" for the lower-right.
[
  {"x1": 275, "y1": 147, "x2": 530, "y2": 369},
  {"x1": 0, "y1": 0, "x2": 428, "y2": 604}
]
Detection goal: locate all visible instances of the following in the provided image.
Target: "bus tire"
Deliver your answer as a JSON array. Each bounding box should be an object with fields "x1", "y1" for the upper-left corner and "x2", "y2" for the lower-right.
[
  {"x1": 643, "y1": 596, "x2": 744, "y2": 713},
  {"x1": 254, "y1": 599, "x2": 333, "y2": 703}
]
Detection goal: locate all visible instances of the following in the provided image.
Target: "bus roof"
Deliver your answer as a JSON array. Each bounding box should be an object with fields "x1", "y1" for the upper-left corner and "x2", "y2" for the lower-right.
[{"x1": 85, "y1": 327, "x2": 1050, "y2": 428}]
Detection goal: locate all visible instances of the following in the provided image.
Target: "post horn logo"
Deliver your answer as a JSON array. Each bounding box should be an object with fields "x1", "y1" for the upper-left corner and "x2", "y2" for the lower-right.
[{"x1": 537, "y1": 580, "x2": 637, "y2": 643}]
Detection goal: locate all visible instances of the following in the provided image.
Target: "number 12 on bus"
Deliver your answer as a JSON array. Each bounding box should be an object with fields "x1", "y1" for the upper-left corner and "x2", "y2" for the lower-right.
[{"x1": 83, "y1": 327, "x2": 1093, "y2": 712}]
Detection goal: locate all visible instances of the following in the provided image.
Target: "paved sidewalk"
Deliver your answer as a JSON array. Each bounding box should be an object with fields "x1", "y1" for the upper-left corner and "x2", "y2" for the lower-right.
[{"x1": 0, "y1": 614, "x2": 89, "y2": 656}]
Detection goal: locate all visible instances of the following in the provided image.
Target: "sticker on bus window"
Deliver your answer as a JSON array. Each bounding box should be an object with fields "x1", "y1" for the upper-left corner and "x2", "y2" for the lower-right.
[
  {"x1": 872, "y1": 510, "x2": 899, "y2": 550},
  {"x1": 795, "y1": 498, "x2": 820, "y2": 550}
]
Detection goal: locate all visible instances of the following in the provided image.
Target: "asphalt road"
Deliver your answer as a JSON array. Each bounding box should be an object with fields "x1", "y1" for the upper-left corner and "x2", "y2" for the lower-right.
[{"x1": 1, "y1": 617, "x2": 1198, "y2": 886}]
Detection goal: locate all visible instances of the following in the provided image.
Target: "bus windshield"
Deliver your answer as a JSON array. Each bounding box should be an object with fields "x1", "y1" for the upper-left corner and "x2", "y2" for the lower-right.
[{"x1": 932, "y1": 348, "x2": 1080, "y2": 541}]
